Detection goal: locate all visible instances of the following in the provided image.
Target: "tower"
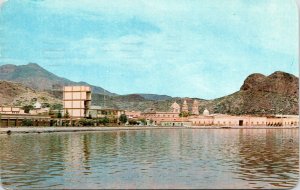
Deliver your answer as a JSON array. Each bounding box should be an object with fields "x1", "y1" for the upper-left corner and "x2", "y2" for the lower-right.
[
  {"x1": 170, "y1": 102, "x2": 180, "y2": 113},
  {"x1": 192, "y1": 100, "x2": 199, "y2": 115},
  {"x1": 182, "y1": 100, "x2": 189, "y2": 113},
  {"x1": 203, "y1": 108, "x2": 210, "y2": 116}
]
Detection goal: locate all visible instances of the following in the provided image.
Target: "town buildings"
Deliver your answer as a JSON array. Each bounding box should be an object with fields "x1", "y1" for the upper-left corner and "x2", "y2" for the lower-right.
[
  {"x1": 0, "y1": 85, "x2": 298, "y2": 127},
  {"x1": 142, "y1": 100, "x2": 299, "y2": 127}
]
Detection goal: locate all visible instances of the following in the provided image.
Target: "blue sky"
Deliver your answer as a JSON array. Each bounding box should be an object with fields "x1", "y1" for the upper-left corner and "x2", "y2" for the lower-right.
[{"x1": 0, "y1": 0, "x2": 298, "y2": 99}]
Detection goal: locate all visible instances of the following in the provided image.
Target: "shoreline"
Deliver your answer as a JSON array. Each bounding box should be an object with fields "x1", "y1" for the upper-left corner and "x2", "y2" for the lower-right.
[{"x1": 0, "y1": 126, "x2": 298, "y2": 135}]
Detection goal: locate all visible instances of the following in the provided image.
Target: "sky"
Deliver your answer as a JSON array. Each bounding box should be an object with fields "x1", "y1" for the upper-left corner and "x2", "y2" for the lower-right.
[{"x1": 0, "y1": 0, "x2": 298, "y2": 99}]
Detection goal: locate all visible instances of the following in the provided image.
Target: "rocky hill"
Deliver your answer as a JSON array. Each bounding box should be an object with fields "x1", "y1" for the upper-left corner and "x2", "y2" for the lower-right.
[
  {"x1": 0, "y1": 63, "x2": 115, "y2": 96},
  {"x1": 0, "y1": 80, "x2": 61, "y2": 107},
  {"x1": 199, "y1": 71, "x2": 299, "y2": 115}
]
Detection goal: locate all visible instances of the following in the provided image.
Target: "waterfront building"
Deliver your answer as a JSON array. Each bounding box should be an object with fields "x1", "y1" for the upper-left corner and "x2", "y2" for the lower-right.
[
  {"x1": 160, "y1": 120, "x2": 192, "y2": 127},
  {"x1": 63, "y1": 86, "x2": 91, "y2": 118},
  {"x1": 212, "y1": 115, "x2": 267, "y2": 126},
  {"x1": 189, "y1": 115, "x2": 214, "y2": 126},
  {"x1": 89, "y1": 106, "x2": 125, "y2": 121},
  {"x1": 0, "y1": 113, "x2": 51, "y2": 127},
  {"x1": 191, "y1": 100, "x2": 199, "y2": 115},
  {"x1": 125, "y1": 110, "x2": 141, "y2": 119},
  {"x1": 182, "y1": 100, "x2": 189, "y2": 113},
  {"x1": 266, "y1": 115, "x2": 299, "y2": 126},
  {"x1": 142, "y1": 111, "x2": 181, "y2": 125}
]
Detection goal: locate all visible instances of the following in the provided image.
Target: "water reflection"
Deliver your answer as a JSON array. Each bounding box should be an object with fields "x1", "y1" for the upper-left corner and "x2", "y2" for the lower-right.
[
  {"x1": 0, "y1": 129, "x2": 298, "y2": 189},
  {"x1": 236, "y1": 129, "x2": 299, "y2": 189}
]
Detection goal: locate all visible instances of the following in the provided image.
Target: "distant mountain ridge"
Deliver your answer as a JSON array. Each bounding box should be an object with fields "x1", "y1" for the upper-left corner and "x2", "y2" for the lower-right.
[{"x1": 0, "y1": 63, "x2": 116, "y2": 96}]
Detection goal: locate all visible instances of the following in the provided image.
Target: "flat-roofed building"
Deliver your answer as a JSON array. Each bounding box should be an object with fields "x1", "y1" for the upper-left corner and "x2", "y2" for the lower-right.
[
  {"x1": 0, "y1": 106, "x2": 25, "y2": 114},
  {"x1": 125, "y1": 110, "x2": 141, "y2": 119},
  {"x1": 89, "y1": 106, "x2": 125, "y2": 119},
  {"x1": 142, "y1": 112, "x2": 182, "y2": 125},
  {"x1": 161, "y1": 121, "x2": 192, "y2": 127},
  {"x1": 63, "y1": 86, "x2": 91, "y2": 118}
]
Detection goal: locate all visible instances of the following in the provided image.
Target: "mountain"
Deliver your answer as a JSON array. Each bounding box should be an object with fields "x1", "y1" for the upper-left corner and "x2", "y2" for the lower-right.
[
  {"x1": 199, "y1": 71, "x2": 299, "y2": 115},
  {"x1": 0, "y1": 63, "x2": 116, "y2": 96}
]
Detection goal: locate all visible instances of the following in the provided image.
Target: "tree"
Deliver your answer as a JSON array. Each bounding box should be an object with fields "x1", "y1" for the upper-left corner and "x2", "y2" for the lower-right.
[
  {"x1": 179, "y1": 111, "x2": 190, "y2": 117},
  {"x1": 128, "y1": 119, "x2": 138, "y2": 125},
  {"x1": 78, "y1": 119, "x2": 94, "y2": 126},
  {"x1": 139, "y1": 118, "x2": 147, "y2": 125},
  {"x1": 22, "y1": 119, "x2": 33, "y2": 126},
  {"x1": 23, "y1": 105, "x2": 34, "y2": 113},
  {"x1": 57, "y1": 112, "x2": 62, "y2": 118},
  {"x1": 51, "y1": 103, "x2": 63, "y2": 110},
  {"x1": 64, "y1": 109, "x2": 70, "y2": 118},
  {"x1": 98, "y1": 117, "x2": 109, "y2": 125},
  {"x1": 119, "y1": 114, "x2": 127, "y2": 124}
]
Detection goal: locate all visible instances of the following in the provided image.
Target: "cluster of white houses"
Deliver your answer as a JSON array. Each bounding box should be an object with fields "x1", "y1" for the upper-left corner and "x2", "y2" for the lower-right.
[{"x1": 0, "y1": 86, "x2": 299, "y2": 127}]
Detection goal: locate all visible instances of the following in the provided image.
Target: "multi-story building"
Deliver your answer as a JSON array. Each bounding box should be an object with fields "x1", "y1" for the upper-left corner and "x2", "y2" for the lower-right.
[{"x1": 63, "y1": 86, "x2": 91, "y2": 118}]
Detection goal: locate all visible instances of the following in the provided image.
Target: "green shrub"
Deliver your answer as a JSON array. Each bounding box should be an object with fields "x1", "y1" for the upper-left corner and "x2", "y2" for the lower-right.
[
  {"x1": 128, "y1": 119, "x2": 138, "y2": 125},
  {"x1": 119, "y1": 114, "x2": 127, "y2": 124},
  {"x1": 78, "y1": 119, "x2": 94, "y2": 126},
  {"x1": 98, "y1": 117, "x2": 109, "y2": 125},
  {"x1": 22, "y1": 119, "x2": 33, "y2": 126}
]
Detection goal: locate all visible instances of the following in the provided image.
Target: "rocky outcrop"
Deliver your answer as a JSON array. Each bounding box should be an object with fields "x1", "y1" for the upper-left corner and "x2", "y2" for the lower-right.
[{"x1": 200, "y1": 71, "x2": 299, "y2": 115}]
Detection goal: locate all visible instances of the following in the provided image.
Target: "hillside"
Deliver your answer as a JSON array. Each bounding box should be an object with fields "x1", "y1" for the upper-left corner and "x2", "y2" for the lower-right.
[
  {"x1": 0, "y1": 81, "x2": 61, "y2": 107},
  {"x1": 0, "y1": 63, "x2": 115, "y2": 96},
  {"x1": 199, "y1": 71, "x2": 299, "y2": 115},
  {"x1": 136, "y1": 94, "x2": 173, "y2": 101}
]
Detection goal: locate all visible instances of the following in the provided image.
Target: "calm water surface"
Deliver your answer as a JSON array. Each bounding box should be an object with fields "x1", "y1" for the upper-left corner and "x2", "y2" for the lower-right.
[{"x1": 0, "y1": 129, "x2": 299, "y2": 189}]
